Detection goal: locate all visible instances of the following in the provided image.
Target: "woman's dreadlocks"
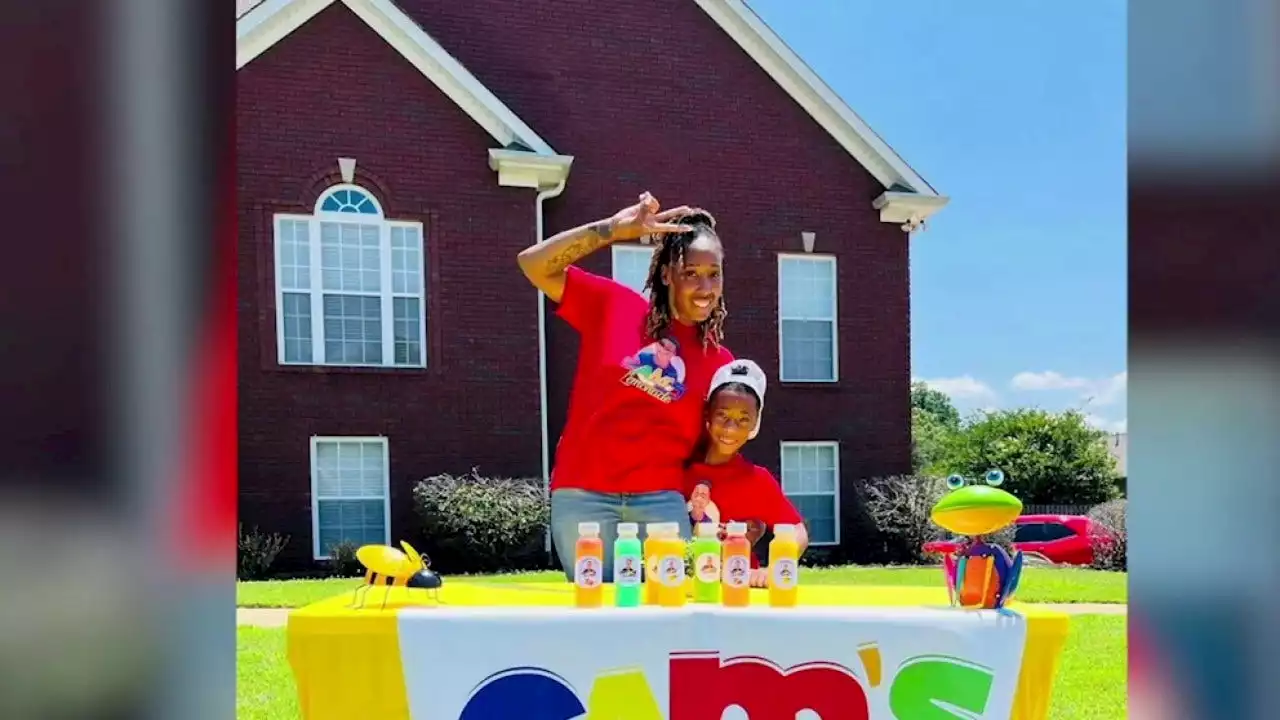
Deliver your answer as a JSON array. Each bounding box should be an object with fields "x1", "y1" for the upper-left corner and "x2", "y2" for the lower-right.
[{"x1": 642, "y1": 208, "x2": 727, "y2": 349}]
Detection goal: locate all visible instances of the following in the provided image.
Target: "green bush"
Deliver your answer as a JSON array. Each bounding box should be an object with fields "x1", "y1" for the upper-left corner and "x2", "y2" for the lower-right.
[
  {"x1": 412, "y1": 469, "x2": 549, "y2": 574},
  {"x1": 237, "y1": 524, "x2": 288, "y2": 581},
  {"x1": 326, "y1": 540, "x2": 362, "y2": 577},
  {"x1": 938, "y1": 409, "x2": 1119, "y2": 505},
  {"x1": 852, "y1": 475, "x2": 949, "y2": 564},
  {"x1": 1087, "y1": 498, "x2": 1127, "y2": 570}
]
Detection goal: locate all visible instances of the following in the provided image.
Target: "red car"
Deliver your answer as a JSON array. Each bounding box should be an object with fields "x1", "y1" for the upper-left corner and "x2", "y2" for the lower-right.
[{"x1": 923, "y1": 514, "x2": 1113, "y2": 566}]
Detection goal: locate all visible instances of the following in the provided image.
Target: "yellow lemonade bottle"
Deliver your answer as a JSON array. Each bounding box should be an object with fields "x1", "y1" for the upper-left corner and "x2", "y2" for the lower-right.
[
  {"x1": 655, "y1": 523, "x2": 688, "y2": 608},
  {"x1": 643, "y1": 522, "x2": 662, "y2": 605},
  {"x1": 767, "y1": 523, "x2": 800, "y2": 607}
]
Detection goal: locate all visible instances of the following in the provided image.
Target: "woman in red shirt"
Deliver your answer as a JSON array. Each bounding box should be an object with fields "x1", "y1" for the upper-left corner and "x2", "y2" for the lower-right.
[{"x1": 517, "y1": 192, "x2": 735, "y2": 581}]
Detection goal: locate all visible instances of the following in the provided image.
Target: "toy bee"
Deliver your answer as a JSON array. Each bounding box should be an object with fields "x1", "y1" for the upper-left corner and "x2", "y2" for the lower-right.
[{"x1": 350, "y1": 540, "x2": 443, "y2": 609}]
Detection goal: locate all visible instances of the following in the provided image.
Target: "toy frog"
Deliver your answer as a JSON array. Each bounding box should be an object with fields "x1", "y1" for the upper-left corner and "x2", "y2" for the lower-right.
[{"x1": 930, "y1": 469, "x2": 1024, "y2": 609}]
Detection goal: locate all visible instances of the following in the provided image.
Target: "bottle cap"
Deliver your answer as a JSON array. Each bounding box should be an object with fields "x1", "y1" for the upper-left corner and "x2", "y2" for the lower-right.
[
  {"x1": 660, "y1": 522, "x2": 681, "y2": 536},
  {"x1": 617, "y1": 522, "x2": 639, "y2": 537},
  {"x1": 726, "y1": 521, "x2": 747, "y2": 535},
  {"x1": 773, "y1": 523, "x2": 796, "y2": 536},
  {"x1": 578, "y1": 521, "x2": 600, "y2": 537},
  {"x1": 696, "y1": 523, "x2": 719, "y2": 538}
]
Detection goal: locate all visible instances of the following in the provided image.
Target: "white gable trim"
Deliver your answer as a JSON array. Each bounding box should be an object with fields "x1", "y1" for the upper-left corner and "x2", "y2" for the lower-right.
[
  {"x1": 694, "y1": 0, "x2": 943, "y2": 201},
  {"x1": 236, "y1": 0, "x2": 560, "y2": 158}
]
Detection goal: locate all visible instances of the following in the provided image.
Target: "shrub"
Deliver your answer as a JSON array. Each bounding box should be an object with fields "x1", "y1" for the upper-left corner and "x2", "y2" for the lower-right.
[
  {"x1": 412, "y1": 469, "x2": 549, "y2": 574},
  {"x1": 1087, "y1": 498, "x2": 1127, "y2": 570},
  {"x1": 326, "y1": 540, "x2": 362, "y2": 577},
  {"x1": 237, "y1": 524, "x2": 288, "y2": 581},
  {"x1": 853, "y1": 475, "x2": 949, "y2": 564}
]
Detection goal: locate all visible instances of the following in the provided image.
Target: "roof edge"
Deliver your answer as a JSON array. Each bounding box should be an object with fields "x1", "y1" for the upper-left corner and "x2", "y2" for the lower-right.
[{"x1": 236, "y1": 0, "x2": 559, "y2": 157}]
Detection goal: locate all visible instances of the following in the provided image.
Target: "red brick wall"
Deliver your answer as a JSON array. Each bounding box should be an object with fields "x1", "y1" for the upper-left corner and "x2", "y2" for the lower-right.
[
  {"x1": 237, "y1": 4, "x2": 545, "y2": 563},
  {"x1": 237, "y1": 0, "x2": 913, "y2": 563}
]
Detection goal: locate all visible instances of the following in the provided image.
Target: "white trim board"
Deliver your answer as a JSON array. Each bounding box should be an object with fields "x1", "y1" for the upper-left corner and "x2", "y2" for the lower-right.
[
  {"x1": 693, "y1": 0, "x2": 941, "y2": 199},
  {"x1": 236, "y1": 0, "x2": 559, "y2": 157}
]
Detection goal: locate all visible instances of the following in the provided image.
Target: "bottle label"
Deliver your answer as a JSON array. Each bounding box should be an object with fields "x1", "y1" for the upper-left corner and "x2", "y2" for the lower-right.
[
  {"x1": 695, "y1": 552, "x2": 721, "y2": 583},
  {"x1": 723, "y1": 555, "x2": 750, "y2": 588},
  {"x1": 615, "y1": 556, "x2": 641, "y2": 586},
  {"x1": 772, "y1": 558, "x2": 798, "y2": 590},
  {"x1": 659, "y1": 555, "x2": 685, "y2": 587},
  {"x1": 575, "y1": 556, "x2": 602, "y2": 589}
]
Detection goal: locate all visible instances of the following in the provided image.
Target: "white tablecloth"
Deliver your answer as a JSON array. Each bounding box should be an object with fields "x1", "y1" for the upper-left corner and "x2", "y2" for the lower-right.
[{"x1": 396, "y1": 605, "x2": 1030, "y2": 719}]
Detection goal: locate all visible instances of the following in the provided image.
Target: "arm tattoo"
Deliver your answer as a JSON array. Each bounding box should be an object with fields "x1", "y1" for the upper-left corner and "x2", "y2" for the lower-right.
[{"x1": 545, "y1": 222, "x2": 612, "y2": 273}]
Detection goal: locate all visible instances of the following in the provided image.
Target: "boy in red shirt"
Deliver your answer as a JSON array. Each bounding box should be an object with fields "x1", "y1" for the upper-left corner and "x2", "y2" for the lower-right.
[{"x1": 684, "y1": 360, "x2": 809, "y2": 587}]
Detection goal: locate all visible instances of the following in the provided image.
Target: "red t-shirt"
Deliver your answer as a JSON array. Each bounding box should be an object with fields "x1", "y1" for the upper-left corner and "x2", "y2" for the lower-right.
[
  {"x1": 552, "y1": 266, "x2": 734, "y2": 494},
  {"x1": 683, "y1": 455, "x2": 803, "y2": 567}
]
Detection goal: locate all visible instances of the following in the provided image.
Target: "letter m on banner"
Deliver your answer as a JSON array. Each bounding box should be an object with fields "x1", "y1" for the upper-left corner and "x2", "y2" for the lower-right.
[{"x1": 669, "y1": 652, "x2": 871, "y2": 720}]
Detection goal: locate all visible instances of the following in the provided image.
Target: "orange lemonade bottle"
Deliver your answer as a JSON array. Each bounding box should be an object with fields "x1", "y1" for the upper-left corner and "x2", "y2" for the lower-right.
[
  {"x1": 767, "y1": 523, "x2": 800, "y2": 607},
  {"x1": 656, "y1": 523, "x2": 688, "y2": 607},
  {"x1": 573, "y1": 521, "x2": 604, "y2": 608},
  {"x1": 721, "y1": 521, "x2": 752, "y2": 607},
  {"x1": 643, "y1": 522, "x2": 663, "y2": 605}
]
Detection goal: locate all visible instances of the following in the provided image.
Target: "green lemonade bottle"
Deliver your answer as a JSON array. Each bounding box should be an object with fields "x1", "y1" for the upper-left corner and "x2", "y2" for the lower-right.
[
  {"x1": 691, "y1": 522, "x2": 722, "y2": 603},
  {"x1": 613, "y1": 522, "x2": 644, "y2": 607}
]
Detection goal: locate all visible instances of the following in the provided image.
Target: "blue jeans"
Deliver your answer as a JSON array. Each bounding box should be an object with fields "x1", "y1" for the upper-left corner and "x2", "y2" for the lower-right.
[{"x1": 550, "y1": 489, "x2": 690, "y2": 582}]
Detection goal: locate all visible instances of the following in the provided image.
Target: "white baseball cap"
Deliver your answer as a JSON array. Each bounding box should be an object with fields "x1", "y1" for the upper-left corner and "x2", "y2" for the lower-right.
[{"x1": 707, "y1": 359, "x2": 767, "y2": 439}]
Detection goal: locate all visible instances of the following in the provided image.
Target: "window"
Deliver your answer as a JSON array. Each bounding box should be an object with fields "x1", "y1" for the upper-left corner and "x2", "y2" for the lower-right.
[
  {"x1": 779, "y1": 441, "x2": 840, "y2": 545},
  {"x1": 310, "y1": 436, "x2": 390, "y2": 559},
  {"x1": 778, "y1": 254, "x2": 837, "y2": 382},
  {"x1": 274, "y1": 184, "x2": 426, "y2": 368},
  {"x1": 612, "y1": 244, "x2": 655, "y2": 297},
  {"x1": 1013, "y1": 522, "x2": 1076, "y2": 543}
]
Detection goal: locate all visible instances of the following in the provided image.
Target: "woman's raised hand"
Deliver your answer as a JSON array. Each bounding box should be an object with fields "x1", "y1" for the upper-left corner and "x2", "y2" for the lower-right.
[{"x1": 606, "y1": 192, "x2": 694, "y2": 243}]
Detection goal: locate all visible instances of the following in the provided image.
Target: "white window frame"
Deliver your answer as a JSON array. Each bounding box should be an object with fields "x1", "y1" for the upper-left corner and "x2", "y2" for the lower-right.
[
  {"x1": 777, "y1": 253, "x2": 839, "y2": 383},
  {"x1": 309, "y1": 435, "x2": 391, "y2": 560},
  {"x1": 611, "y1": 243, "x2": 656, "y2": 297},
  {"x1": 779, "y1": 440, "x2": 841, "y2": 546},
  {"x1": 273, "y1": 184, "x2": 428, "y2": 368}
]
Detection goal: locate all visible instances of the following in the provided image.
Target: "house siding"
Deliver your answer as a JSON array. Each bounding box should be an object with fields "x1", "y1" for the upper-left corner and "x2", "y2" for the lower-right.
[{"x1": 238, "y1": 0, "x2": 913, "y2": 564}]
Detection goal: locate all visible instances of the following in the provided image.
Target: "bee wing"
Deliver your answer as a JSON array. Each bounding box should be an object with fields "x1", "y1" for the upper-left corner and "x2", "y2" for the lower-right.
[
  {"x1": 400, "y1": 541, "x2": 424, "y2": 569},
  {"x1": 357, "y1": 544, "x2": 408, "y2": 576}
]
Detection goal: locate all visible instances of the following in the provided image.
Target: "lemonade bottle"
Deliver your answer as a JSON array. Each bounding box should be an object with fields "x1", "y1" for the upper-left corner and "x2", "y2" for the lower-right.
[
  {"x1": 656, "y1": 523, "x2": 688, "y2": 608},
  {"x1": 691, "y1": 523, "x2": 722, "y2": 603},
  {"x1": 767, "y1": 523, "x2": 800, "y2": 608},
  {"x1": 573, "y1": 521, "x2": 604, "y2": 608},
  {"x1": 643, "y1": 522, "x2": 662, "y2": 605},
  {"x1": 721, "y1": 521, "x2": 752, "y2": 607},
  {"x1": 613, "y1": 522, "x2": 643, "y2": 607}
]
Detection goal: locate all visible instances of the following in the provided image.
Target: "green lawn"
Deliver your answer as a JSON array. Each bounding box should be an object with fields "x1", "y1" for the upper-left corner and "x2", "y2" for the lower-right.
[
  {"x1": 236, "y1": 615, "x2": 1127, "y2": 719},
  {"x1": 238, "y1": 565, "x2": 1127, "y2": 608}
]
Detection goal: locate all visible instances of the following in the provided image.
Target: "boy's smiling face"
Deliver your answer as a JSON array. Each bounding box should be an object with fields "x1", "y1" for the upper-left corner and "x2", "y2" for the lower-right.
[{"x1": 705, "y1": 386, "x2": 759, "y2": 456}]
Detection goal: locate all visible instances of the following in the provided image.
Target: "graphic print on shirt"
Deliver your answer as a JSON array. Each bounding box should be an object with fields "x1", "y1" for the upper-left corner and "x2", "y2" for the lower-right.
[
  {"x1": 687, "y1": 480, "x2": 722, "y2": 526},
  {"x1": 620, "y1": 337, "x2": 687, "y2": 403}
]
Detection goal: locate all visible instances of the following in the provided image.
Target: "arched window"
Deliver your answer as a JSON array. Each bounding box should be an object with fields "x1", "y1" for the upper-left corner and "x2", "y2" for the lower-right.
[{"x1": 273, "y1": 184, "x2": 426, "y2": 368}]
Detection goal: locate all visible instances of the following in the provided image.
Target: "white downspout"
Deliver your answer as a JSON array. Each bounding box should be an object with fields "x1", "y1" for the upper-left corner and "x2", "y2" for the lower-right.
[{"x1": 535, "y1": 179, "x2": 567, "y2": 555}]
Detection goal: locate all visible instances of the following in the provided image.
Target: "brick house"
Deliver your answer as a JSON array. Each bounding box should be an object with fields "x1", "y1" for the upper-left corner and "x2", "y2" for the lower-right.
[{"x1": 236, "y1": 0, "x2": 947, "y2": 566}]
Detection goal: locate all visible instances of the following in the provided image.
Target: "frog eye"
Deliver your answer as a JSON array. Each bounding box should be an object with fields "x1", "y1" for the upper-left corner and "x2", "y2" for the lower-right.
[
  {"x1": 945, "y1": 474, "x2": 965, "y2": 490},
  {"x1": 985, "y1": 469, "x2": 1005, "y2": 487}
]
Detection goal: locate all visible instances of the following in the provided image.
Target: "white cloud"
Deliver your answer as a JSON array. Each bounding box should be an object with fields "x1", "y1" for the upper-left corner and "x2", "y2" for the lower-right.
[
  {"x1": 1085, "y1": 414, "x2": 1127, "y2": 433},
  {"x1": 915, "y1": 375, "x2": 998, "y2": 403},
  {"x1": 1010, "y1": 370, "x2": 1127, "y2": 407}
]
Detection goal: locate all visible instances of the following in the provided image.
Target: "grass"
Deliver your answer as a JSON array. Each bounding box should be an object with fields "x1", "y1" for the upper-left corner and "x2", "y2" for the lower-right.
[
  {"x1": 238, "y1": 564, "x2": 1127, "y2": 608},
  {"x1": 235, "y1": 616, "x2": 1127, "y2": 719}
]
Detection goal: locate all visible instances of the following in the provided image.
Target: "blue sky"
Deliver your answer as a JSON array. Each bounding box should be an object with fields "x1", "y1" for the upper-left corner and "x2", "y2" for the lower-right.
[{"x1": 750, "y1": 0, "x2": 1128, "y2": 432}]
